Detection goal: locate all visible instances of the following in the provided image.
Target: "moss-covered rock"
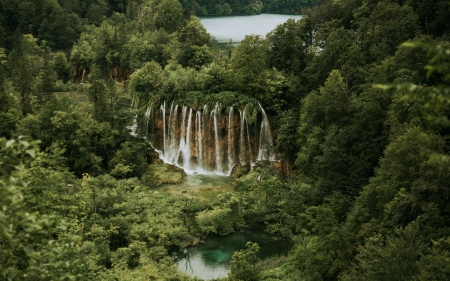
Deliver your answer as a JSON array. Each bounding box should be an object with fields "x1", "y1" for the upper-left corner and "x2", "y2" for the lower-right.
[
  {"x1": 230, "y1": 163, "x2": 251, "y2": 179},
  {"x1": 142, "y1": 163, "x2": 186, "y2": 186}
]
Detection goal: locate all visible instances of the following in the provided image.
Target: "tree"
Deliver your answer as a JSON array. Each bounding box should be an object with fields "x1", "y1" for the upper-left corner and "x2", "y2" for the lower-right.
[
  {"x1": 88, "y1": 64, "x2": 110, "y2": 122},
  {"x1": 38, "y1": 4, "x2": 82, "y2": 50},
  {"x1": 9, "y1": 34, "x2": 42, "y2": 115},
  {"x1": 177, "y1": 16, "x2": 211, "y2": 47},
  {"x1": 129, "y1": 61, "x2": 164, "y2": 107},
  {"x1": 87, "y1": 0, "x2": 108, "y2": 25},
  {"x1": 154, "y1": 0, "x2": 183, "y2": 33},
  {"x1": 53, "y1": 52, "x2": 71, "y2": 82},
  {"x1": 357, "y1": 1, "x2": 419, "y2": 63},
  {"x1": 296, "y1": 70, "x2": 352, "y2": 195},
  {"x1": 0, "y1": 138, "x2": 79, "y2": 281},
  {"x1": 229, "y1": 242, "x2": 260, "y2": 281},
  {"x1": 230, "y1": 35, "x2": 268, "y2": 95},
  {"x1": 342, "y1": 223, "x2": 424, "y2": 281},
  {"x1": 37, "y1": 58, "x2": 55, "y2": 104},
  {"x1": 267, "y1": 18, "x2": 306, "y2": 75}
]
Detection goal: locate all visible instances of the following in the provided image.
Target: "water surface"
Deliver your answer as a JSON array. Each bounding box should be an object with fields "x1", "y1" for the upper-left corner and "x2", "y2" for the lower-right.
[
  {"x1": 200, "y1": 14, "x2": 303, "y2": 44},
  {"x1": 174, "y1": 227, "x2": 291, "y2": 280}
]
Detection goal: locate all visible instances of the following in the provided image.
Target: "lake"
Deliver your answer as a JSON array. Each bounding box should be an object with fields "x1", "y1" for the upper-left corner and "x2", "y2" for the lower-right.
[
  {"x1": 200, "y1": 14, "x2": 303, "y2": 44},
  {"x1": 174, "y1": 226, "x2": 291, "y2": 280}
]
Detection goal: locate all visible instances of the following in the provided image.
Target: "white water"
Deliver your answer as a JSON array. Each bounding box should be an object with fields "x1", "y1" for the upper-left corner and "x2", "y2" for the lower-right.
[
  {"x1": 128, "y1": 115, "x2": 138, "y2": 137},
  {"x1": 196, "y1": 110, "x2": 203, "y2": 168},
  {"x1": 213, "y1": 103, "x2": 223, "y2": 173},
  {"x1": 227, "y1": 107, "x2": 234, "y2": 173},
  {"x1": 239, "y1": 109, "x2": 246, "y2": 165},
  {"x1": 185, "y1": 108, "x2": 193, "y2": 169},
  {"x1": 161, "y1": 101, "x2": 166, "y2": 152},
  {"x1": 153, "y1": 102, "x2": 276, "y2": 175},
  {"x1": 144, "y1": 106, "x2": 152, "y2": 136},
  {"x1": 257, "y1": 103, "x2": 276, "y2": 161}
]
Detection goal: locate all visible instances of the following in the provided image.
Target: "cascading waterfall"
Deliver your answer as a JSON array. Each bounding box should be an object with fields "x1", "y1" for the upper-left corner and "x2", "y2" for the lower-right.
[
  {"x1": 227, "y1": 107, "x2": 234, "y2": 173},
  {"x1": 246, "y1": 115, "x2": 254, "y2": 165},
  {"x1": 144, "y1": 106, "x2": 152, "y2": 136},
  {"x1": 213, "y1": 103, "x2": 222, "y2": 173},
  {"x1": 128, "y1": 115, "x2": 138, "y2": 137},
  {"x1": 196, "y1": 111, "x2": 203, "y2": 168},
  {"x1": 150, "y1": 101, "x2": 276, "y2": 175},
  {"x1": 178, "y1": 106, "x2": 188, "y2": 165},
  {"x1": 257, "y1": 103, "x2": 276, "y2": 161},
  {"x1": 184, "y1": 108, "x2": 192, "y2": 169},
  {"x1": 161, "y1": 101, "x2": 166, "y2": 153},
  {"x1": 239, "y1": 109, "x2": 246, "y2": 165}
]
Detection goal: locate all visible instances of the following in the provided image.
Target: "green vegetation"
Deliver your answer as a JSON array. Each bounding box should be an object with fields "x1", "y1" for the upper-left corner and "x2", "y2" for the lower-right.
[{"x1": 1, "y1": 0, "x2": 450, "y2": 280}]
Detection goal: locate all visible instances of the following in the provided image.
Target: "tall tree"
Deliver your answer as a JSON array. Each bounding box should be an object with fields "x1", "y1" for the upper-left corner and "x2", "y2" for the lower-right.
[
  {"x1": 9, "y1": 34, "x2": 42, "y2": 115},
  {"x1": 230, "y1": 35, "x2": 268, "y2": 95}
]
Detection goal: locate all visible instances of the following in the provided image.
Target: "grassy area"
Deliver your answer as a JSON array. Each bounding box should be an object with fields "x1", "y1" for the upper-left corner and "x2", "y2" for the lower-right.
[
  {"x1": 55, "y1": 91, "x2": 90, "y2": 103},
  {"x1": 155, "y1": 173, "x2": 236, "y2": 201}
]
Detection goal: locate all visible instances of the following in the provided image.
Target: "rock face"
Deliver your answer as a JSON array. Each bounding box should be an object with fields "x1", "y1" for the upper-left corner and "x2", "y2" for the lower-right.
[
  {"x1": 142, "y1": 101, "x2": 277, "y2": 175},
  {"x1": 230, "y1": 163, "x2": 251, "y2": 179}
]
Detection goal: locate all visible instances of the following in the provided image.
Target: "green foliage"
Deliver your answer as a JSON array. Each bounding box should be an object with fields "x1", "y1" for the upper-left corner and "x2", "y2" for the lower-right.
[
  {"x1": 267, "y1": 18, "x2": 305, "y2": 75},
  {"x1": 230, "y1": 242, "x2": 260, "y2": 281},
  {"x1": 87, "y1": 0, "x2": 109, "y2": 25},
  {"x1": 53, "y1": 52, "x2": 70, "y2": 83},
  {"x1": 342, "y1": 222, "x2": 424, "y2": 281},
  {"x1": 109, "y1": 141, "x2": 149, "y2": 178},
  {"x1": 0, "y1": 138, "x2": 79, "y2": 281},
  {"x1": 357, "y1": 1, "x2": 419, "y2": 63},
  {"x1": 9, "y1": 34, "x2": 43, "y2": 114},
  {"x1": 230, "y1": 35, "x2": 268, "y2": 95},
  {"x1": 1, "y1": 0, "x2": 450, "y2": 280},
  {"x1": 130, "y1": 60, "x2": 164, "y2": 107}
]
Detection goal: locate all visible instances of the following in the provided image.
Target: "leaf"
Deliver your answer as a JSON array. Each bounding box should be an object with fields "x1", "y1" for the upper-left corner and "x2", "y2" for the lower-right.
[
  {"x1": 5, "y1": 140, "x2": 15, "y2": 148},
  {"x1": 26, "y1": 149, "x2": 35, "y2": 158},
  {"x1": 23, "y1": 246, "x2": 34, "y2": 255}
]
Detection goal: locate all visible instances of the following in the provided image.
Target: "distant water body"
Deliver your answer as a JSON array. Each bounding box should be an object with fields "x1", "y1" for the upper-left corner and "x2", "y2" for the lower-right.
[{"x1": 200, "y1": 14, "x2": 302, "y2": 44}]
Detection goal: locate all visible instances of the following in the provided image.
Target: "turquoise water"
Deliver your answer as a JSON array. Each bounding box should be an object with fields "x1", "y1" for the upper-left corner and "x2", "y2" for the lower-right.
[
  {"x1": 174, "y1": 227, "x2": 291, "y2": 280},
  {"x1": 200, "y1": 14, "x2": 303, "y2": 44}
]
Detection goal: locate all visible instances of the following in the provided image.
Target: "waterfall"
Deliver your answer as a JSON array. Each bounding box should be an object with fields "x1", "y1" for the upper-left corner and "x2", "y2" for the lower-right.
[
  {"x1": 144, "y1": 106, "x2": 152, "y2": 136},
  {"x1": 213, "y1": 103, "x2": 222, "y2": 173},
  {"x1": 152, "y1": 101, "x2": 276, "y2": 176},
  {"x1": 128, "y1": 115, "x2": 138, "y2": 137},
  {"x1": 196, "y1": 110, "x2": 203, "y2": 168},
  {"x1": 239, "y1": 109, "x2": 246, "y2": 165},
  {"x1": 227, "y1": 107, "x2": 234, "y2": 173},
  {"x1": 184, "y1": 108, "x2": 192, "y2": 169},
  {"x1": 257, "y1": 103, "x2": 276, "y2": 161},
  {"x1": 165, "y1": 104, "x2": 179, "y2": 163},
  {"x1": 161, "y1": 101, "x2": 166, "y2": 153},
  {"x1": 245, "y1": 115, "x2": 254, "y2": 165},
  {"x1": 178, "y1": 106, "x2": 188, "y2": 166}
]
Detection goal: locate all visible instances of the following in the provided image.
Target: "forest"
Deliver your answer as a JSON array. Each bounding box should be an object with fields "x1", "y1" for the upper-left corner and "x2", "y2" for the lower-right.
[{"x1": 1, "y1": 0, "x2": 450, "y2": 280}]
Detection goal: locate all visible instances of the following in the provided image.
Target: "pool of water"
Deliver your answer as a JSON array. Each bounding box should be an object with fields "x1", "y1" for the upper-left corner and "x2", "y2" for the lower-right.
[
  {"x1": 173, "y1": 226, "x2": 291, "y2": 280},
  {"x1": 200, "y1": 14, "x2": 303, "y2": 44}
]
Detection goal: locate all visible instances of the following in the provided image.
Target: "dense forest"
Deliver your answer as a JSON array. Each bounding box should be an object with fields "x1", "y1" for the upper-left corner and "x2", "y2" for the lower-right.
[{"x1": 1, "y1": 0, "x2": 450, "y2": 280}]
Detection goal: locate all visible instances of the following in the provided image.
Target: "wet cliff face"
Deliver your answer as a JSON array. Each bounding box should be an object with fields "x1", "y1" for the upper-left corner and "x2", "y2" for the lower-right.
[
  {"x1": 144, "y1": 102, "x2": 276, "y2": 175},
  {"x1": 70, "y1": 63, "x2": 129, "y2": 83}
]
